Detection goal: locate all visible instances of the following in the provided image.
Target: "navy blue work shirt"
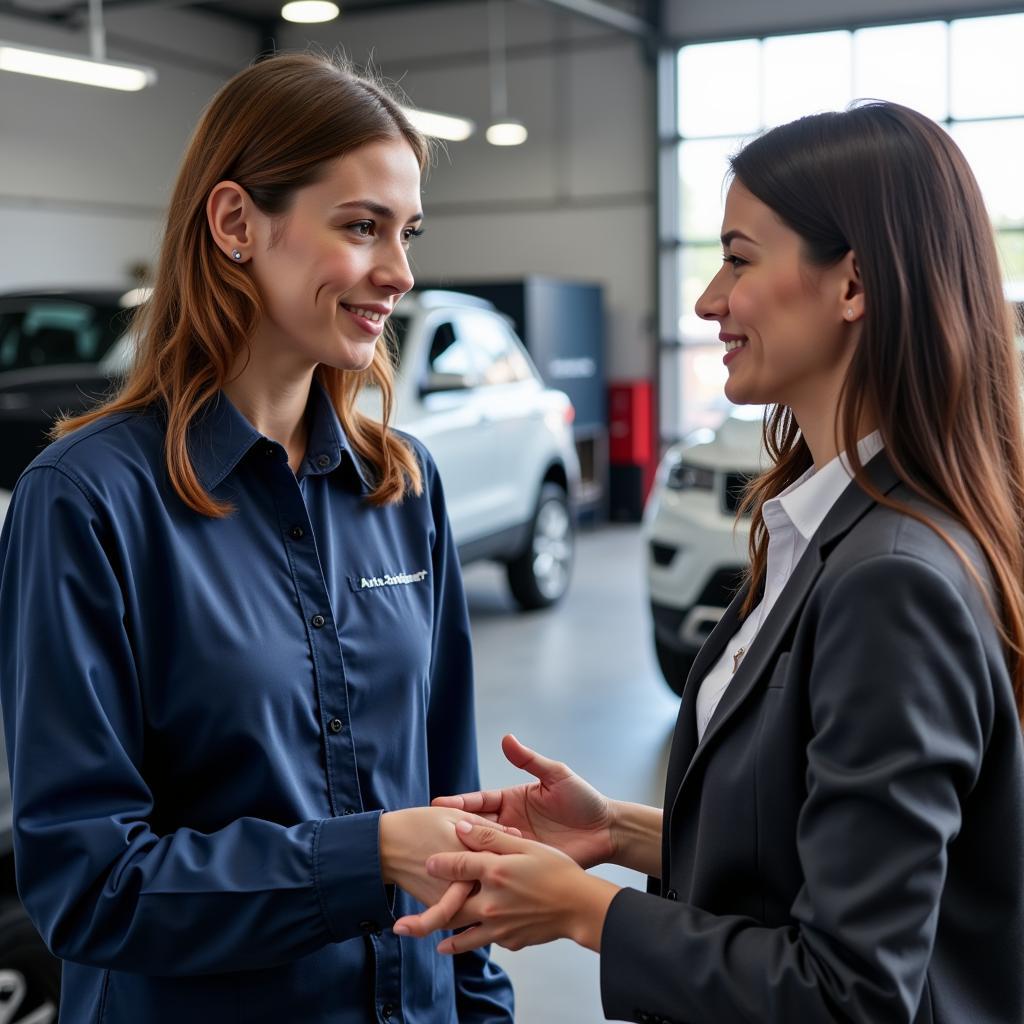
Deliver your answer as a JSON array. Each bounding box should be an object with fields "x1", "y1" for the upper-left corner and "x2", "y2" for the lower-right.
[{"x1": 0, "y1": 382, "x2": 514, "y2": 1023}]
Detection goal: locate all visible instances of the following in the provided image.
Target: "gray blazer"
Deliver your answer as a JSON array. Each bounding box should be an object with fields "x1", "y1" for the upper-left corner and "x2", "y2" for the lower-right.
[{"x1": 601, "y1": 454, "x2": 1024, "y2": 1024}]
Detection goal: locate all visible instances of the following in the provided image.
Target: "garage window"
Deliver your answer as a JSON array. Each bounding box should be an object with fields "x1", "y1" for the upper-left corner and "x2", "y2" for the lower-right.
[{"x1": 664, "y1": 12, "x2": 1024, "y2": 438}]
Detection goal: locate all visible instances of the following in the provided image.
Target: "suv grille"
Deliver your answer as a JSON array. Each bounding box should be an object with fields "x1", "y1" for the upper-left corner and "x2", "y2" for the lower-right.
[
  {"x1": 650, "y1": 542, "x2": 677, "y2": 567},
  {"x1": 722, "y1": 471, "x2": 755, "y2": 515}
]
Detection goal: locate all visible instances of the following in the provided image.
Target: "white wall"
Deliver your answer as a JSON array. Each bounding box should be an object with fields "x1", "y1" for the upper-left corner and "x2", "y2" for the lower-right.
[
  {"x1": 0, "y1": 8, "x2": 257, "y2": 290},
  {"x1": 281, "y1": 2, "x2": 657, "y2": 379},
  {"x1": 666, "y1": 0, "x2": 1024, "y2": 39}
]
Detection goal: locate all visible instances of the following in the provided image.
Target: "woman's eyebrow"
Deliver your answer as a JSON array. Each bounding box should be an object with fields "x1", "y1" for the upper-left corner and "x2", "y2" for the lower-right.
[
  {"x1": 332, "y1": 199, "x2": 424, "y2": 223},
  {"x1": 721, "y1": 229, "x2": 758, "y2": 247}
]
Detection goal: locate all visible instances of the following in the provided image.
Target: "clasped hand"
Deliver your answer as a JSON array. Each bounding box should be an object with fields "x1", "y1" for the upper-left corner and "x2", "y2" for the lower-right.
[{"x1": 390, "y1": 735, "x2": 621, "y2": 955}]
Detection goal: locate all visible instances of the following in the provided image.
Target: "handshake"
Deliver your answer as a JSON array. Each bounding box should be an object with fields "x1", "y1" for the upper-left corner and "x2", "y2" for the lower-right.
[{"x1": 377, "y1": 734, "x2": 637, "y2": 956}]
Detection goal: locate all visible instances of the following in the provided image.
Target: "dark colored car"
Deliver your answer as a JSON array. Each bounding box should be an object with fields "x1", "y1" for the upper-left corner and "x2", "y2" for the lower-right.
[{"x1": 0, "y1": 290, "x2": 135, "y2": 490}]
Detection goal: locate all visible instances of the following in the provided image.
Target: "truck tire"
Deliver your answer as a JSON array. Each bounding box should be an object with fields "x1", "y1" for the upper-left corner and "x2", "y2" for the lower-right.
[{"x1": 655, "y1": 637, "x2": 697, "y2": 697}]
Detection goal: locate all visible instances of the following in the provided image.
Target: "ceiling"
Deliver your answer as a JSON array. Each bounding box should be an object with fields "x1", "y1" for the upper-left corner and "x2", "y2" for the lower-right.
[{"x1": 0, "y1": 0, "x2": 654, "y2": 34}]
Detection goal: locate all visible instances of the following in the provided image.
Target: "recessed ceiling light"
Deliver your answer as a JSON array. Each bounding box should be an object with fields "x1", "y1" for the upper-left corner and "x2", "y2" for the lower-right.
[
  {"x1": 281, "y1": 1, "x2": 339, "y2": 23},
  {"x1": 486, "y1": 119, "x2": 528, "y2": 146}
]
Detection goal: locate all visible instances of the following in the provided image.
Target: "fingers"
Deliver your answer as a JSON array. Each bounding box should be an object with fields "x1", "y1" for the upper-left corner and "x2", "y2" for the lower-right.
[
  {"x1": 437, "y1": 924, "x2": 493, "y2": 956},
  {"x1": 424, "y1": 849, "x2": 492, "y2": 882},
  {"x1": 392, "y1": 880, "x2": 473, "y2": 938},
  {"x1": 464, "y1": 814, "x2": 521, "y2": 838},
  {"x1": 502, "y1": 734, "x2": 571, "y2": 787},
  {"x1": 433, "y1": 790, "x2": 504, "y2": 815},
  {"x1": 452, "y1": 820, "x2": 531, "y2": 855}
]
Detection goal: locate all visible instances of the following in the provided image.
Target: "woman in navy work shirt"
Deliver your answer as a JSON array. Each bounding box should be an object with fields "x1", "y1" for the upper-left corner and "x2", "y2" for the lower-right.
[
  {"x1": 395, "y1": 104, "x2": 1024, "y2": 1022},
  {"x1": 0, "y1": 55, "x2": 514, "y2": 1022}
]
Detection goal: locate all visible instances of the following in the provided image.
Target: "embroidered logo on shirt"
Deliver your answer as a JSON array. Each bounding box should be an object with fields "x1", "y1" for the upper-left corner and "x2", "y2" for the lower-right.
[{"x1": 357, "y1": 570, "x2": 429, "y2": 589}]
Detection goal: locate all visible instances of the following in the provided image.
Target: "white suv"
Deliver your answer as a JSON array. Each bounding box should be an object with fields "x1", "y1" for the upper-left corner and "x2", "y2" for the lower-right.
[
  {"x1": 0, "y1": 289, "x2": 580, "y2": 611},
  {"x1": 643, "y1": 414, "x2": 764, "y2": 694},
  {"x1": 370, "y1": 290, "x2": 580, "y2": 609}
]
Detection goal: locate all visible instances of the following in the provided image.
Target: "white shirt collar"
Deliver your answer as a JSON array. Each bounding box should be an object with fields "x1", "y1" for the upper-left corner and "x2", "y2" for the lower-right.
[{"x1": 765, "y1": 431, "x2": 885, "y2": 542}]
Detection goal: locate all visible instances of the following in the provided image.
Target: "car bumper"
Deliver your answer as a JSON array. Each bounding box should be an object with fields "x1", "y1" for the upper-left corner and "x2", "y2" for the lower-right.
[{"x1": 645, "y1": 489, "x2": 749, "y2": 651}]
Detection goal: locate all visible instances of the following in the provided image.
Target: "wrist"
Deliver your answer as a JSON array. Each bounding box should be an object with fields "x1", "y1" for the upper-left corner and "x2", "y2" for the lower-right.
[
  {"x1": 567, "y1": 875, "x2": 619, "y2": 953},
  {"x1": 606, "y1": 799, "x2": 626, "y2": 867},
  {"x1": 378, "y1": 810, "x2": 399, "y2": 884}
]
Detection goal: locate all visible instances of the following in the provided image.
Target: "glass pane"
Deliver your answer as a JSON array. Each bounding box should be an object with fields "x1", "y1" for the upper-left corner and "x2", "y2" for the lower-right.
[
  {"x1": 950, "y1": 14, "x2": 1024, "y2": 120},
  {"x1": 457, "y1": 310, "x2": 532, "y2": 386},
  {"x1": 951, "y1": 120, "x2": 1024, "y2": 228},
  {"x1": 997, "y1": 231, "x2": 1024, "y2": 299},
  {"x1": 679, "y1": 136, "x2": 748, "y2": 240},
  {"x1": 762, "y1": 31, "x2": 852, "y2": 128},
  {"x1": 428, "y1": 321, "x2": 477, "y2": 380},
  {"x1": 679, "y1": 245, "x2": 725, "y2": 343},
  {"x1": 0, "y1": 298, "x2": 126, "y2": 371},
  {"x1": 854, "y1": 22, "x2": 947, "y2": 120},
  {"x1": 678, "y1": 40, "x2": 761, "y2": 138}
]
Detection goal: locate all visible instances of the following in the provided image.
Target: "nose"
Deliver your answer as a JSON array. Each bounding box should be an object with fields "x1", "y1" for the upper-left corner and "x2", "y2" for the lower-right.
[
  {"x1": 695, "y1": 266, "x2": 730, "y2": 323},
  {"x1": 372, "y1": 238, "x2": 415, "y2": 296}
]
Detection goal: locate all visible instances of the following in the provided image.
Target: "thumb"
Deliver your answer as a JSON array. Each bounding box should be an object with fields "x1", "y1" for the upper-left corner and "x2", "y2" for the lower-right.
[{"x1": 502, "y1": 734, "x2": 572, "y2": 787}]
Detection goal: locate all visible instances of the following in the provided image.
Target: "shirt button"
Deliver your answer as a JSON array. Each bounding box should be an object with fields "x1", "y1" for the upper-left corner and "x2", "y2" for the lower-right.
[
  {"x1": 328, "y1": 718, "x2": 343, "y2": 734},
  {"x1": 289, "y1": 525, "x2": 305, "y2": 540},
  {"x1": 311, "y1": 614, "x2": 326, "y2": 628},
  {"x1": 316, "y1": 454, "x2": 331, "y2": 469},
  {"x1": 666, "y1": 889, "x2": 678, "y2": 901},
  {"x1": 263, "y1": 444, "x2": 277, "y2": 457},
  {"x1": 344, "y1": 807, "x2": 357, "y2": 815},
  {"x1": 381, "y1": 1004, "x2": 395, "y2": 1020}
]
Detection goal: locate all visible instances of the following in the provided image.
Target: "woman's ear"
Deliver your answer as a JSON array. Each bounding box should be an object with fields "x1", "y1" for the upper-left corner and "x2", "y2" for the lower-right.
[
  {"x1": 839, "y1": 251, "x2": 865, "y2": 323},
  {"x1": 206, "y1": 181, "x2": 254, "y2": 263}
]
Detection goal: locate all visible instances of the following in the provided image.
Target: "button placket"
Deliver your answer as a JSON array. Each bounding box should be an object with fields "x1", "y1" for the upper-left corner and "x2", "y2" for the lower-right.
[{"x1": 273, "y1": 474, "x2": 360, "y2": 821}]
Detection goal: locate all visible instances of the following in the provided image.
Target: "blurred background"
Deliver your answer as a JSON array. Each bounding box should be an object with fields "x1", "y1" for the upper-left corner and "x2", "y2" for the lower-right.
[{"x1": 0, "y1": 0, "x2": 1022, "y2": 1020}]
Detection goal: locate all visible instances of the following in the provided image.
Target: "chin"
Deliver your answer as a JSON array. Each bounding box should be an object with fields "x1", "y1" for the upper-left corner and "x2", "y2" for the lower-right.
[{"x1": 325, "y1": 341, "x2": 378, "y2": 374}]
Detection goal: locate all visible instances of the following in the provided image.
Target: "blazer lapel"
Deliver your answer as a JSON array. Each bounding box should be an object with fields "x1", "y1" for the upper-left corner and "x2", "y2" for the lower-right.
[
  {"x1": 665, "y1": 450, "x2": 903, "y2": 826},
  {"x1": 662, "y1": 585, "x2": 749, "y2": 795}
]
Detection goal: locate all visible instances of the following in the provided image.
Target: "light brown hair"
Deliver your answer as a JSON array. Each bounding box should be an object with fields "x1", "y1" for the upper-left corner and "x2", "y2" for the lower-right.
[
  {"x1": 53, "y1": 52, "x2": 427, "y2": 511},
  {"x1": 731, "y1": 101, "x2": 1024, "y2": 723}
]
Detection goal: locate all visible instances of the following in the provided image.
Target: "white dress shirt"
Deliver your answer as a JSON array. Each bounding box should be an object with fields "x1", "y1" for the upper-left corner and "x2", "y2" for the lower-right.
[{"x1": 695, "y1": 431, "x2": 885, "y2": 741}]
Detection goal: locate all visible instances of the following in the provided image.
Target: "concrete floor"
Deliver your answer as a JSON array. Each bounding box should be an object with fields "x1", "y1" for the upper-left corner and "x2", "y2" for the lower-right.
[{"x1": 461, "y1": 524, "x2": 682, "y2": 1023}]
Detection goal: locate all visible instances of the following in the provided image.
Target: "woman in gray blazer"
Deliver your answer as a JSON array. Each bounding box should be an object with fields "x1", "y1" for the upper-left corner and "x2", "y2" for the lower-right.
[{"x1": 393, "y1": 101, "x2": 1024, "y2": 1024}]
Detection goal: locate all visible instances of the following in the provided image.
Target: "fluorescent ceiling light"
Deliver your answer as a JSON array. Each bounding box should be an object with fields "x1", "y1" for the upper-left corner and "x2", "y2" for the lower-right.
[
  {"x1": 281, "y1": 1, "x2": 339, "y2": 22},
  {"x1": 486, "y1": 119, "x2": 528, "y2": 146},
  {"x1": 401, "y1": 106, "x2": 475, "y2": 142},
  {"x1": 0, "y1": 42, "x2": 156, "y2": 91}
]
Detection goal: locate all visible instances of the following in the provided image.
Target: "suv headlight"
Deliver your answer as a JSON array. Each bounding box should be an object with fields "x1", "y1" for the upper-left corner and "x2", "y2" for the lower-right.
[{"x1": 665, "y1": 460, "x2": 715, "y2": 492}]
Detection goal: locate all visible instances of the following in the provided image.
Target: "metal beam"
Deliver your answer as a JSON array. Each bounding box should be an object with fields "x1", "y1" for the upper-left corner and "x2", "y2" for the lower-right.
[{"x1": 525, "y1": 0, "x2": 653, "y2": 38}]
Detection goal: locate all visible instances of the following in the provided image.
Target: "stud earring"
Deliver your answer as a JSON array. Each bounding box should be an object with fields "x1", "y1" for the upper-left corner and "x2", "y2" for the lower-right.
[
  {"x1": 845, "y1": 308, "x2": 855, "y2": 320},
  {"x1": 231, "y1": 248, "x2": 243, "y2": 261}
]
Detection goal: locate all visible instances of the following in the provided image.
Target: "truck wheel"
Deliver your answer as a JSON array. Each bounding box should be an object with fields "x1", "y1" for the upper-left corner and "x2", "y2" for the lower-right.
[
  {"x1": 655, "y1": 638, "x2": 696, "y2": 697},
  {"x1": 0, "y1": 901, "x2": 59, "y2": 1024},
  {"x1": 506, "y1": 483, "x2": 574, "y2": 611}
]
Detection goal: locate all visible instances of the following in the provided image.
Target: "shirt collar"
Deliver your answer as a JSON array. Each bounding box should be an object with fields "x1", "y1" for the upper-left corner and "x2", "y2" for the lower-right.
[
  {"x1": 766, "y1": 430, "x2": 885, "y2": 542},
  {"x1": 188, "y1": 379, "x2": 372, "y2": 494}
]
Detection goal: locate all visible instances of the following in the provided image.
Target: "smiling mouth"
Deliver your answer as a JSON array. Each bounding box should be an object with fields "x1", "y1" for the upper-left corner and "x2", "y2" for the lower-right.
[
  {"x1": 341, "y1": 304, "x2": 387, "y2": 323},
  {"x1": 724, "y1": 338, "x2": 748, "y2": 352}
]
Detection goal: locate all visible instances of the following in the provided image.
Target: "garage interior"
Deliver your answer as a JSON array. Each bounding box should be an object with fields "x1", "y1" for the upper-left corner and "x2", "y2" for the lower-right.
[{"x1": 1, "y1": 0, "x2": 1022, "y2": 1020}]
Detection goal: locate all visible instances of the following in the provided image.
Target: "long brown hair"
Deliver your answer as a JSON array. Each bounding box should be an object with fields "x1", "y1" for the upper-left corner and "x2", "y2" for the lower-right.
[
  {"x1": 732, "y1": 101, "x2": 1024, "y2": 722},
  {"x1": 53, "y1": 52, "x2": 427, "y2": 512}
]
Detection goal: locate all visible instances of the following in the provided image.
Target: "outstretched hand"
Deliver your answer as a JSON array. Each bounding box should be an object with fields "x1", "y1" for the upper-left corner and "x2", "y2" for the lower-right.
[
  {"x1": 379, "y1": 806, "x2": 521, "y2": 916},
  {"x1": 393, "y1": 821, "x2": 619, "y2": 955},
  {"x1": 432, "y1": 734, "x2": 616, "y2": 869}
]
